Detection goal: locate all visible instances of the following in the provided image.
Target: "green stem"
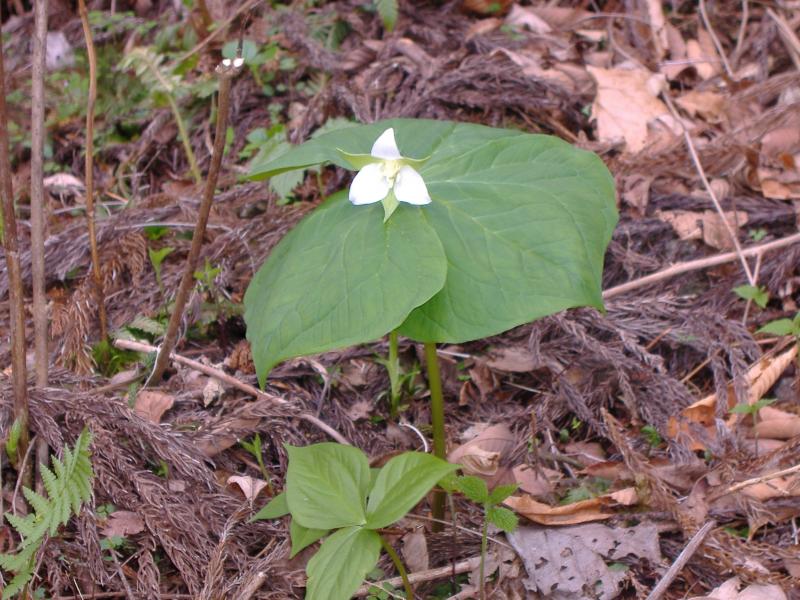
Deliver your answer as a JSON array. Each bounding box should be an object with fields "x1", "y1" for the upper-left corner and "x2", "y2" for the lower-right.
[
  {"x1": 166, "y1": 94, "x2": 201, "y2": 185},
  {"x1": 388, "y1": 330, "x2": 400, "y2": 417},
  {"x1": 379, "y1": 533, "x2": 413, "y2": 600},
  {"x1": 479, "y1": 515, "x2": 488, "y2": 600},
  {"x1": 424, "y1": 342, "x2": 446, "y2": 530}
]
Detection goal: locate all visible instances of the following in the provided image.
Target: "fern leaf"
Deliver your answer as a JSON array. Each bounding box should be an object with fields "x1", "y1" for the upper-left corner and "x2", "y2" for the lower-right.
[
  {"x1": 127, "y1": 315, "x2": 167, "y2": 337},
  {"x1": 0, "y1": 430, "x2": 94, "y2": 596}
]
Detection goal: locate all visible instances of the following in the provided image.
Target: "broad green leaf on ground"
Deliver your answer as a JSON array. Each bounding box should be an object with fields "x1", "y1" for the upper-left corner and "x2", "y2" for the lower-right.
[
  {"x1": 289, "y1": 519, "x2": 329, "y2": 558},
  {"x1": 244, "y1": 191, "x2": 446, "y2": 383},
  {"x1": 365, "y1": 452, "x2": 457, "y2": 529},
  {"x1": 399, "y1": 134, "x2": 617, "y2": 342},
  {"x1": 306, "y1": 526, "x2": 381, "y2": 600},
  {"x1": 285, "y1": 443, "x2": 371, "y2": 530},
  {"x1": 250, "y1": 491, "x2": 288, "y2": 521}
]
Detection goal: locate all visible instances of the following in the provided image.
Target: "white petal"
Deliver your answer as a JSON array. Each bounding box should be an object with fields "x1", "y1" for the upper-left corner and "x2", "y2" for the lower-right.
[
  {"x1": 349, "y1": 163, "x2": 391, "y2": 205},
  {"x1": 370, "y1": 128, "x2": 402, "y2": 160},
  {"x1": 394, "y1": 166, "x2": 431, "y2": 205}
]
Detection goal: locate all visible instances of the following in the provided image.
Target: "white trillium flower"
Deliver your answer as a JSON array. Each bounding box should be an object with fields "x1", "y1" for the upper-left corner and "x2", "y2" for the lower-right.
[{"x1": 347, "y1": 128, "x2": 431, "y2": 220}]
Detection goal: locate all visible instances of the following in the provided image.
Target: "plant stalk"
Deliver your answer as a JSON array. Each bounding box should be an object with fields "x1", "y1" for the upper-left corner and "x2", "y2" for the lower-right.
[
  {"x1": 379, "y1": 533, "x2": 414, "y2": 600},
  {"x1": 0, "y1": 15, "x2": 30, "y2": 465},
  {"x1": 479, "y1": 516, "x2": 489, "y2": 600},
  {"x1": 78, "y1": 0, "x2": 108, "y2": 342},
  {"x1": 148, "y1": 59, "x2": 241, "y2": 384},
  {"x1": 167, "y1": 94, "x2": 202, "y2": 185},
  {"x1": 388, "y1": 329, "x2": 400, "y2": 417},
  {"x1": 424, "y1": 342, "x2": 446, "y2": 531}
]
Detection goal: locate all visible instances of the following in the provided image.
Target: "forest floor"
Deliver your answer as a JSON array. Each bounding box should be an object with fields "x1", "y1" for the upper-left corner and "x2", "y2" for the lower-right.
[{"x1": 1, "y1": 0, "x2": 800, "y2": 598}]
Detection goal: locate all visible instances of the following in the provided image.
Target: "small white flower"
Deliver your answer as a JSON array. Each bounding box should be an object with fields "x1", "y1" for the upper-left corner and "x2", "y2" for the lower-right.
[{"x1": 348, "y1": 128, "x2": 431, "y2": 214}]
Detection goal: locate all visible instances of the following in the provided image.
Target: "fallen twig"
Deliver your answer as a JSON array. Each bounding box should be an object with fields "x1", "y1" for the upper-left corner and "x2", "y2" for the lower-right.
[
  {"x1": 645, "y1": 520, "x2": 715, "y2": 600},
  {"x1": 113, "y1": 338, "x2": 351, "y2": 445},
  {"x1": 722, "y1": 462, "x2": 800, "y2": 497},
  {"x1": 353, "y1": 556, "x2": 482, "y2": 597},
  {"x1": 602, "y1": 232, "x2": 800, "y2": 299}
]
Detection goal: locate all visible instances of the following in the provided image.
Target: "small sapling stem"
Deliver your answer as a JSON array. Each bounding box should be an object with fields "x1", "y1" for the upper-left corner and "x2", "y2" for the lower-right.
[
  {"x1": 379, "y1": 533, "x2": 414, "y2": 599},
  {"x1": 388, "y1": 329, "x2": 400, "y2": 417},
  {"x1": 479, "y1": 517, "x2": 488, "y2": 600},
  {"x1": 424, "y1": 342, "x2": 446, "y2": 531},
  {"x1": 148, "y1": 57, "x2": 241, "y2": 384}
]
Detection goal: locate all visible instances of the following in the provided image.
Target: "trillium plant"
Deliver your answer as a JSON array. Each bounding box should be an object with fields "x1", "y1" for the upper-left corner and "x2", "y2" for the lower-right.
[{"x1": 244, "y1": 119, "x2": 617, "y2": 598}]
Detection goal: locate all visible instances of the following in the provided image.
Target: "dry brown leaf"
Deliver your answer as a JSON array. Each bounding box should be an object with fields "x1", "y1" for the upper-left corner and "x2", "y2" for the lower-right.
[
  {"x1": 486, "y1": 346, "x2": 538, "y2": 372},
  {"x1": 226, "y1": 475, "x2": 269, "y2": 501},
  {"x1": 756, "y1": 163, "x2": 800, "y2": 200},
  {"x1": 686, "y1": 29, "x2": 718, "y2": 80},
  {"x1": 202, "y1": 377, "x2": 225, "y2": 407},
  {"x1": 509, "y1": 522, "x2": 662, "y2": 599},
  {"x1": 448, "y1": 423, "x2": 515, "y2": 477},
  {"x1": 739, "y1": 477, "x2": 800, "y2": 502},
  {"x1": 504, "y1": 4, "x2": 551, "y2": 34},
  {"x1": 752, "y1": 406, "x2": 800, "y2": 439},
  {"x1": 655, "y1": 209, "x2": 748, "y2": 250},
  {"x1": 504, "y1": 487, "x2": 638, "y2": 526},
  {"x1": 564, "y1": 441, "x2": 606, "y2": 465},
  {"x1": 689, "y1": 576, "x2": 788, "y2": 600},
  {"x1": 100, "y1": 510, "x2": 145, "y2": 538},
  {"x1": 511, "y1": 464, "x2": 558, "y2": 497},
  {"x1": 621, "y1": 173, "x2": 654, "y2": 213},
  {"x1": 133, "y1": 390, "x2": 174, "y2": 424},
  {"x1": 345, "y1": 399, "x2": 373, "y2": 422},
  {"x1": 676, "y1": 89, "x2": 727, "y2": 122},
  {"x1": 645, "y1": 0, "x2": 668, "y2": 60},
  {"x1": 587, "y1": 66, "x2": 670, "y2": 153},
  {"x1": 401, "y1": 530, "x2": 429, "y2": 573},
  {"x1": 492, "y1": 48, "x2": 581, "y2": 92},
  {"x1": 195, "y1": 417, "x2": 261, "y2": 457}
]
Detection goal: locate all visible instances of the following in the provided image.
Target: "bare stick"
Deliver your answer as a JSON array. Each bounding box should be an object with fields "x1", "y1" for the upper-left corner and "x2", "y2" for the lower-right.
[
  {"x1": 0, "y1": 4, "x2": 30, "y2": 463},
  {"x1": 113, "y1": 338, "x2": 351, "y2": 445},
  {"x1": 722, "y1": 462, "x2": 800, "y2": 496},
  {"x1": 149, "y1": 59, "x2": 241, "y2": 384},
  {"x1": 31, "y1": 0, "x2": 51, "y2": 495},
  {"x1": 602, "y1": 231, "x2": 800, "y2": 299},
  {"x1": 353, "y1": 556, "x2": 482, "y2": 597},
  {"x1": 698, "y1": 0, "x2": 733, "y2": 79},
  {"x1": 662, "y1": 91, "x2": 754, "y2": 286},
  {"x1": 767, "y1": 8, "x2": 800, "y2": 71},
  {"x1": 645, "y1": 520, "x2": 715, "y2": 600},
  {"x1": 78, "y1": 0, "x2": 108, "y2": 341}
]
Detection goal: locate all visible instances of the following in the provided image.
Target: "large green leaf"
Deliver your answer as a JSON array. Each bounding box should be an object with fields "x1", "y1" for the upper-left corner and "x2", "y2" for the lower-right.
[
  {"x1": 365, "y1": 452, "x2": 457, "y2": 529},
  {"x1": 285, "y1": 443, "x2": 371, "y2": 530},
  {"x1": 247, "y1": 118, "x2": 617, "y2": 355},
  {"x1": 305, "y1": 526, "x2": 381, "y2": 600},
  {"x1": 399, "y1": 134, "x2": 616, "y2": 341},
  {"x1": 289, "y1": 519, "x2": 329, "y2": 558},
  {"x1": 244, "y1": 191, "x2": 447, "y2": 384}
]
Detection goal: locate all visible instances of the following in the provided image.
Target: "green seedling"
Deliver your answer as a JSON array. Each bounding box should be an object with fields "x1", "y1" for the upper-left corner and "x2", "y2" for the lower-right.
[
  {"x1": 731, "y1": 398, "x2": 776, "y2": 454},
  {"x1": 641, "y1": 424, "x2": 663, "y2": 448},
  {"x1": 375, "y1": 0, "x2": 398, "y2": 31},
  {"x1": 4, "y1": 418, "x2": 23, "y2": 465},
  {"x1": 733, "y1": 284, "x2": 769, "y2": 309},
  {"x1": 251, "y1": 443, "x2": 457, "y2": 600},
  {"x1": 240, "y1": 433, "x2": 272, "y2": 484},
  {"x1": 448, "y1": 476, "x2": 518, "y2": 600},
  {"x1": 148, "y1": 245, "x2": 174, "y2": 295}
]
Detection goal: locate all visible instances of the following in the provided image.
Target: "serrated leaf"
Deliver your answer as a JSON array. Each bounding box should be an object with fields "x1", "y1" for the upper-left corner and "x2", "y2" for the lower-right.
[
  {"x1": 757, "y1": 318, "x2": 797, "y2": 337},
  {"x1": 486, "y1": 506, "x2": 518, "y2": 533},
  {"x1": 127, "y1": 315, "x2": 167, "y2": 337},
  {"x1": 488, "y1": 483, "x2": 519, "y2": 505},
  {"x1": 365, "y1": 452, "x2": 457, "y2": 529},
  {"x1": 250, "y1": 491, "x2": 289, "y2": 522},
  {"x1": 289, "y1": 519, "x2": 329, "y2": 558},
  {"x1": 305, "y1": 526, "x2": 381, "y2": 600},
  {"x1": 285, "y1": 444, "x2": 371, "y2": 530},
  {"x1": 733, "y1": 285, "x2": 769, "y2": 309},
  {"x1": 22, "y1": 488, "x2": 49, "y2": 518},
  {"x1": 244, "y1": 193, "x2": 447, "y2": 384},
  {"x1": 455, "y1": 476, "x2": 489, "y2": 504}
]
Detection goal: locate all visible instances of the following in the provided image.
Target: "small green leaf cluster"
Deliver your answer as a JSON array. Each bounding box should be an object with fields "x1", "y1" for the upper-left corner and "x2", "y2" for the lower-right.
[
  {"x1": 450, "y1": 476, "x2": 518, "y2": 533},
  {"x1": 757, "y1": 311, "x2": 800, "y2": 338},
  {"x1": 375, "y1": 0, "x2": 399, "y2": 31},
  {"x1": 251, "y1": 443, "x2": 457, "y2": 600},
  {"x1": 0, "y1": 430, "x2": 94, "y2": 599},
  {"x1": 244, "y1": 119, "x2": 618, "y2": 384},
  {"x1": 730, "y1": 397, "x2": 775, "y2": 416},
  {"x1": 733, "y1": 284, "x2": 769, "y2": 309}
]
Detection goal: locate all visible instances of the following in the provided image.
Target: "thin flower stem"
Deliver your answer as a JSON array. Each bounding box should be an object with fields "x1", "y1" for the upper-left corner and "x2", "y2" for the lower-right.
[
  {"x1": 78, "y1": 0, "x2": 108, "y2": 341},
  {"x1": 388, "y1": 329, "x2": 400, "y2": 417},
  {"x1": 479, "y1": 517, "x2": 488, "y2": 600},
  {"x1": 379, "y1": 533, "x2": 414, "y2": 600},
  {"x1": 424, "y1": 342, "x2": 446, "y2": 531},
  {"x1": 167, "y1": 93, "x2": 202, "y2": 185}
]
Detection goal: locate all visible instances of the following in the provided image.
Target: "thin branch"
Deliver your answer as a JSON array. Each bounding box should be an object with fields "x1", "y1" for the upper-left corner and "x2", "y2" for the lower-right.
[
  {"x1": 0, "y1": 4, "x2": 30, "y2": 465},
  {"x1": 353, "y1": 556, "x2": 482, "y2": 597},
  {"x1": 722, "y1": 463, "x2": 800, "y2": 496},
  {"x1": 698, "y1": 0, "x2": 733, "y2": 79},
  {"x1": 77, "y1": 0, "x2": 108, "y2": 341},
  {"x1": 661, "y1": 91, "x2": 754, "y2": 286},
  {"x1": 113, "y1": 338, "x2": 351, "y2": 445},
  {"x1": 645, "y1": 521, "x2": 715, "y2": 600},
  {"x1": 148, "y1": 58, "x2": 241, "y2": 384},
  {"x1": 602, "y1": 231, "x2": 800, "y2": 299}
]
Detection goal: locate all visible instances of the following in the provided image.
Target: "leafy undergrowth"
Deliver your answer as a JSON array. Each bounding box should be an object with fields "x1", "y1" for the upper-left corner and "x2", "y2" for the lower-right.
[{"x1": 1, "y1": 0, "x2": 800, "y2": 598}]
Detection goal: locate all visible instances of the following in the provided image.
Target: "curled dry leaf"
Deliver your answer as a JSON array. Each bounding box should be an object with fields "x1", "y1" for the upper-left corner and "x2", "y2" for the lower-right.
[
  {"x1": 676, "y1": 90, "x2": 727, "y2": 122},
  {"x1": 134, "y1": 390, "x2": 175, "y2": 424},
  {"x1": 587, "y1": 65, "x2": 671, "y2": 153},
  {"x1": 485, "y1": 346, "x2": 538, "y2": 372},
  {"x1": 504, "y1": 487, "x2": 638, "y2": 526},
  {"x1": 655, "y1": 210, "x2": 748, "y2": 250},
  {"x1": 448, "y1": 423, "x2": 515, "y2": 477},
  {"x1": 752, "y1": 406, "x2": 800, "y2": 439},
  {"x1": 227, "y1": 475, "x2": 269, "y2": 502},
  {"x1": 512, "y1": 464, "x2": 559, "y2": 497},
  {"x1": 401, "y1": 529, "x2": 429, "y2": 573},
  {"x1": 689, "y1": 576, "x2": 788, "y2": 600}
]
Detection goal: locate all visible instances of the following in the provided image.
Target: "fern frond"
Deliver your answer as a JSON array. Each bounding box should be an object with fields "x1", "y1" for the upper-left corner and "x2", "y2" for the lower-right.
[{"x1": 0, "y1": 430, "x2": 94, "y2": 599}]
